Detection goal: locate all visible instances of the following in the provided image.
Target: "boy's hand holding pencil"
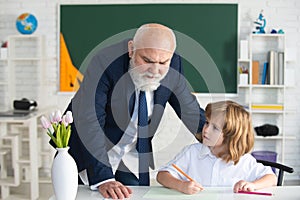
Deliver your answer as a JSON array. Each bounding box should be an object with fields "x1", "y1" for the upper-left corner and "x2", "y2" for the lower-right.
[{"x1": 172, "y1": 164, "x2": 204, "y2": 194}]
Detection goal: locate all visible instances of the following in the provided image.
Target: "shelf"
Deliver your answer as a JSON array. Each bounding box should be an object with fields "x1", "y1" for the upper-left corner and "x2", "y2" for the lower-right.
[
  {"x1": 255, "y1": 135, "x2": 296, "y2": 140},
  {"x1": 251, "y1": 85, "x2": 285, "y2": 89},
  {"x1": 238, "y1": 58, "x2": 250, "y2": 62},
  {"x1": 0, "y1": 34, "x2": 52, "y2": 200},
  {"x1": 251, "y1": 33, "x2": 285, "y2": 37},
  {"x1": 18, "y1": 157, "x2": 30, "y2": 164},
  {"x1": 0, "y1": 144, "x2": 11, "y2": 148},
  {"x1": 238, "y1": 84, "x2": 250, "y2": 88},
  {"x1": 251, "y1": 110, "x2": 284, "y2": 114},
  {"x1": 21, "y1": 137, "x2": 30, "y2": 142},
  {"x1": 0, "y1": 148, "x2": 10, "y2": 155},
  {"x1": 8, "y1": 58, "x2": 43, "y2": 61},
  {"x1": 40, "y1": 151, "x2": 52, "y2": 156},
  {"x1": 38, "y1": 177, "x2": 52, "y2": 184},
  {"x1": 0, "y1": 81, "x2": 8, "y2": 85},
  {"x1": 251, "y1": 104, "x2": 283, "y2": 110},
  {"x1": 238, "y1": 34, "x2": 289, "y2": 164},
  {"x1": 0, "y1": 177, "x2": 17, "y2": 186},
  {"x1": 8, "y1": 34, "x2": 43, "y2": 39},
  {"x1": 238, "y1": 84, "x2": 285, "y2": 89}
]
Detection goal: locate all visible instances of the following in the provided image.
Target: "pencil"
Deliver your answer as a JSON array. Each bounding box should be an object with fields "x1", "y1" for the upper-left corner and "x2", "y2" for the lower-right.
[
  {"x1": 238, "y1": 190, "x2": 272, "y2": 196},
  {"x1": 171, "y1": 163, "x2": 195, "y2": 182},
  {"x1": 171, "y1": 164, "x2": 204, "y2": 190}
]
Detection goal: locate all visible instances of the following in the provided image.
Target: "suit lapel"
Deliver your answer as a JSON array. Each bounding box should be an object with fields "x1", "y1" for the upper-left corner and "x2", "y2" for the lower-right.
[
  {"x1": 110, "y1": 71, "x2": 135, "y2": 131},
  {"x1": 128, "y1": 83, "x2": 135, "y2": 117}
]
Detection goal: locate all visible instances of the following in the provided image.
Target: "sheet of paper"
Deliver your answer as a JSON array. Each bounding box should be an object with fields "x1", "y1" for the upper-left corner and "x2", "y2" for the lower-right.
[{"x1": 143, "y1": 187, "x2": 231, "y2": 199}]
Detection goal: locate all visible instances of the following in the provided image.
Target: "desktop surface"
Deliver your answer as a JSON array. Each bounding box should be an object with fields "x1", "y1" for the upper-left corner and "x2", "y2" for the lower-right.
[
  {"x1": 49, "y1": 185, "x2": 300, "y2": 200},
  {"x1": 0, "y1": 109, "x2": 34, "y2": 117}
]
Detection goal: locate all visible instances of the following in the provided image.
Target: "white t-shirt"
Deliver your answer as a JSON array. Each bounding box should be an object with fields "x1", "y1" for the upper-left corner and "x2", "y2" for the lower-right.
[{"x1": 159, "y1": 143, "x2": 275, "y2": 187}]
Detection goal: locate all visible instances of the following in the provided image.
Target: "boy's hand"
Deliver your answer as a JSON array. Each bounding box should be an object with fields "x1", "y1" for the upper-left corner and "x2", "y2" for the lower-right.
[
  {"x1": 179, "y1": 181, "x2": 204, "y2": 195},
  {"x1": 233, "y1": 180, "x2": 255, "y2": 193}
]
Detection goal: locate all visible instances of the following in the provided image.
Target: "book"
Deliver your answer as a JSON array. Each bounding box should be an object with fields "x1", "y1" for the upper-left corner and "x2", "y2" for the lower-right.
[
  {"x1": 278, "y1": 52, "x2": 284, "y2": 85},
  {"x1": 252, "y1": 61, "x2": 259, "y2": 84},
  {"x1": 268, "y1": 50, "x2": 276, "y2": 85},
  {"x1": 251, "y1": 104, "x2": 283, "y2": 110},
  {"x1": 240, "y1": 40, "x2": 248, "y2": 60},
  {"x1": 274, "y1": 51, "x2": 279, "y2": 85},
  {"x1": 262, "y1": 62, "x2": 268, "y2": 84}
]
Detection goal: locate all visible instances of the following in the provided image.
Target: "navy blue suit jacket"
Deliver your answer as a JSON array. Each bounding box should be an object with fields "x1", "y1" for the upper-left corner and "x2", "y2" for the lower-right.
[{"x1": 62, "y1": 39, "x2": 205, "y2": 185}]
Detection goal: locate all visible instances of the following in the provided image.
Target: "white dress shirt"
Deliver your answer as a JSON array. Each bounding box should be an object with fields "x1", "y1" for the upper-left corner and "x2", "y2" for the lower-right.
[
  {"x1": 79, "y1": 90, "x2": 154, "y2": 190},
  {"x1": 159, "y1": 143, "x2": 274, "y2": 187}
]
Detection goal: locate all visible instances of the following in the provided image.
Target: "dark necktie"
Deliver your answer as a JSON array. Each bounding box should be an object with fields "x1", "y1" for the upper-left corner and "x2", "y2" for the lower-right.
[{"x1": 136, "y1": 91, "x2": 150, "y2": 185}]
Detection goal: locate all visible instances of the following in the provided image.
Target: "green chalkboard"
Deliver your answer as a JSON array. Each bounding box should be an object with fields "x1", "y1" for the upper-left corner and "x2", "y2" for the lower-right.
[{"x1": 60, "y1": 4, "x2": 238, "y2": 93}]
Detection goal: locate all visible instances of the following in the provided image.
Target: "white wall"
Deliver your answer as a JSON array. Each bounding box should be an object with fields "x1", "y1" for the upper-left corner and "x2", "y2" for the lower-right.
[{"x1": 0, "y1": 0, "x2": 299, "y2": 183}]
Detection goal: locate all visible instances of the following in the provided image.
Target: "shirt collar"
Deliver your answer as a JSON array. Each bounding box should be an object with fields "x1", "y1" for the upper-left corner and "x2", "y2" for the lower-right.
[
  {"x1": 198, "y1": 144, "x2": 216, "y2": 159},
  {"x1": 198, "y1": 144, "x2": 236, "y2": 165}
]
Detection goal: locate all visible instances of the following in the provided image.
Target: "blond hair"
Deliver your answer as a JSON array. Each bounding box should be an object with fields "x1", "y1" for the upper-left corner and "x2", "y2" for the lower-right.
[{"x1": 205, "y1": 100, "x2": 255, "y2": 164}]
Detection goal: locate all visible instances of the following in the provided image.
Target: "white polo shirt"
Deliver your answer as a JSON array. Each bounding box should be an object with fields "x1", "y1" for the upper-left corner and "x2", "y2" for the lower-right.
[{"x1": 159, "y1": 143, "x2": 274, "y2": 187}]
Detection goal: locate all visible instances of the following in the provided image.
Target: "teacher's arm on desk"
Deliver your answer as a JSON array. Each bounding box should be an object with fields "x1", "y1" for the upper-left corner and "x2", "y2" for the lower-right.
[{"x1": 49, "y1": 185, "x2": 300, "y2": 200}]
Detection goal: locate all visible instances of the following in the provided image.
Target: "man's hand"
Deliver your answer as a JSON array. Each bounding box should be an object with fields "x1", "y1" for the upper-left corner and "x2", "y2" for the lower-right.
[{"x1": 98, "y1": 181, "x2": 132, "y2": 199}]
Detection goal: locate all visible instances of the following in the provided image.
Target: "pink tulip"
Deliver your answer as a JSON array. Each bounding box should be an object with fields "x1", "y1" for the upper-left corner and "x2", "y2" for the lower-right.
[
  {"x1": 49, "y1": 112, "x2": 55, "y2": 123},
  {"x1": 65, "y1": 111, "x2": 73, "y2": 124},
  {"x1": 62, "y1": 115, "x2": 68, "y2": 126},
  {"x1": 53, "y1": 110, "x2": 62, "y2": 123},
  {"x1": 40, "y1": 116, "x2": 54, "y2": 134},
  {"x1": 40, "y1": 116, "x2": 51, "y2": 129},
  {"x1": 62, "y1": 111, "x2": 73, "y2": 126}
]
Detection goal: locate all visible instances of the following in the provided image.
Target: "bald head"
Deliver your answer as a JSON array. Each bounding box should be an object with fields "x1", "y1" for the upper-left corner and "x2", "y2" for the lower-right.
[
  {"x1": 127, "y1": 23, "x2": 176, "y2": 91},
  {"x1": 131, "y1": 23, "x2": 176, "y2": 53}
]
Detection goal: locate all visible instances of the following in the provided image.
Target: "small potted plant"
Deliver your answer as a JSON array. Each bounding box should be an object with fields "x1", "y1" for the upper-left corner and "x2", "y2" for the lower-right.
[{"x1": 40, "y1": 110, "x2": 78, "y2": 200}]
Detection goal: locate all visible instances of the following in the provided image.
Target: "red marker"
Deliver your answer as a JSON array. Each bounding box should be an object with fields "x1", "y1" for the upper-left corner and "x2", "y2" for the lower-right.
[{"x1": 238, "y1": 190, "x2": 272, "y2": 196}]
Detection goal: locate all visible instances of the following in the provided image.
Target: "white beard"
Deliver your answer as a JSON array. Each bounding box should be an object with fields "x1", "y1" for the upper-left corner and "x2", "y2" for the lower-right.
[{"x1": 128, "y1": 59, "x2": 168, "y2": 92}]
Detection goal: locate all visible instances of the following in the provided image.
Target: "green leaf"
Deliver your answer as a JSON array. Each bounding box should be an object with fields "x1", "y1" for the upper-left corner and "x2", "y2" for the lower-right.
[
  {"x1": 61, "y1": 123, "x2": 67, "y2": 147},
  {"x1": 56, "y1": 124, "x2": 62, "y2": 148},
  {"x1": 47, "y1": 132, "x2": 58, "y2": 147},
  {"x1": 52, "y1": 123, "x2": 58, "y2": 132},
  {"x1": 65, "y1": 125, "x2": 71, "y2": 147}
]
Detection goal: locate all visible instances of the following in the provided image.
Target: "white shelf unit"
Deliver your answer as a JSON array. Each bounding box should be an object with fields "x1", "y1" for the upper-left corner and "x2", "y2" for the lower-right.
[
  {"x1": 0, "y1": 109, "x2": 55, "y2": 200},
  {"x1": 0, "y1": 35, "x2": 55, "y2": 199},
  {"x1": 6, "y1": 35, "x2": 46, "y2": 110},
  {"x1": 0, "y1": 59, "x2": 9, "y2": 111},
  {"x1": 238, "y1": 34, "x2": 293, "y2": 163}
]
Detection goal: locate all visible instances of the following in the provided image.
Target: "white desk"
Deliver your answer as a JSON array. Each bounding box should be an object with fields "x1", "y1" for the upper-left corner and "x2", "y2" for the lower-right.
[{"x1": 49, "y1": 185, "x2": 300, "y2": 200}]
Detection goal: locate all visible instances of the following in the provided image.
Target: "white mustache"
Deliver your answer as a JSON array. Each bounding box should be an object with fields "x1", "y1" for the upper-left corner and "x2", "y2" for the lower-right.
[{"x1": 141, "y1": 71, "x2": 161, "y2": 79}]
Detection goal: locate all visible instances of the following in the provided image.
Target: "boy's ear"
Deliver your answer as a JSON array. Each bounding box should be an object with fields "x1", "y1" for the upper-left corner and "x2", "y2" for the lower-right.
[{"x1": 128, "y1": 40, "x2": 134, "y2": 58}]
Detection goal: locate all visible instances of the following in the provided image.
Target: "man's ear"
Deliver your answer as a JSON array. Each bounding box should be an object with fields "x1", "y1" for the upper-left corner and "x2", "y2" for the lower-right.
[{"x1": 128, "y1": 40, "x2": 134, "y2": 58}]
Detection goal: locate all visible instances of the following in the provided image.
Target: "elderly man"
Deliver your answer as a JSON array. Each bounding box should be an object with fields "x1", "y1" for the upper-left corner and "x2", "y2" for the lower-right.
[{"x1": 62, "y1": 23, "x2": 205, "y2": 199}]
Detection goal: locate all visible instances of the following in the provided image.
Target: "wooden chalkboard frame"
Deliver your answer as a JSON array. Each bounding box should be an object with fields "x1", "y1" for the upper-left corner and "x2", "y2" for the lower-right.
[{"x1": 58, "y1": 3, "x2": 238, "y2": 93}]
